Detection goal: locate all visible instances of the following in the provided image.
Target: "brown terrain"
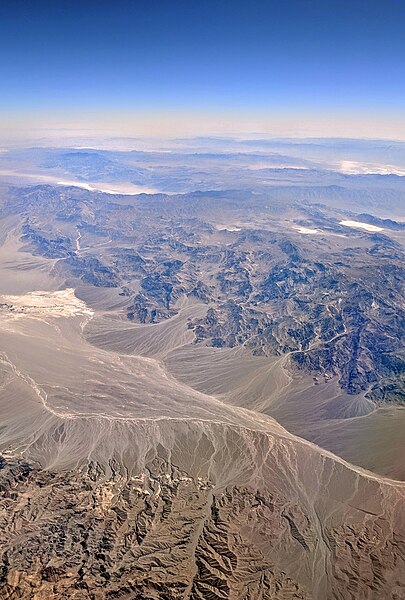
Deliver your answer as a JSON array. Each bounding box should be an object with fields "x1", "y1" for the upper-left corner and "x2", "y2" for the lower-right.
[{"x1": 0, "y1": 146, "x2": 404, "y2": 599}]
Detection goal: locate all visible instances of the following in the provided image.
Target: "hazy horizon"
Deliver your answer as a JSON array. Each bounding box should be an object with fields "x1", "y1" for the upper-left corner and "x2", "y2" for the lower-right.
[
  {"x1": 0, "y1": 2, "x2": 404, "y2": 598},
  {"x1": 1, "y1": 0, "x2": 404, "y2": 144}
]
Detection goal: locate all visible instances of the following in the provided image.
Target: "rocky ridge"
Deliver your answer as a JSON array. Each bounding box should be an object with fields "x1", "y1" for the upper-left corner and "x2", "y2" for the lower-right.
[{"x1": 0, "y1": 453, "x2": 404, "y2": 600}]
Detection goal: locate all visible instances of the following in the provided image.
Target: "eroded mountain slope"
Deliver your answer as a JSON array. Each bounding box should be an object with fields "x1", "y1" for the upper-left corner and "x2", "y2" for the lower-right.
[
  {"x1": 2, "y1": 183, "x2": 403, "y2": 404},
  {"x1": 0, "y1": 181, "x2": 403, "y2": 599},
  {"x1": 0, "y1": 423, "x2": 404, "y2": 600}
]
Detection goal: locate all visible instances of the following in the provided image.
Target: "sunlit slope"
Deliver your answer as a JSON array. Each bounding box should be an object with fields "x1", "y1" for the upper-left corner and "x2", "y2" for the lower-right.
[
  {"x1": 0, "y1": 289, "x2": 404, "y2": 598},
  {"x1": 0, "y1": 215, "x2": 403, "y2": 598}
]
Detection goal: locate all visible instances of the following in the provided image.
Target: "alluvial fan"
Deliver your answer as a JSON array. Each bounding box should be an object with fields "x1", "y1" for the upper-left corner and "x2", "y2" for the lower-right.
[{"x1": 0, "y1": 175, "x2": 403, "y2": 599}]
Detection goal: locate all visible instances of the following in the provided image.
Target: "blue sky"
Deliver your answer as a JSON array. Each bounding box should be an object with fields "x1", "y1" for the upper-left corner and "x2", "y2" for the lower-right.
[{"x1": 1, "y1": 0, "x2": 404, "y2": 138}]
